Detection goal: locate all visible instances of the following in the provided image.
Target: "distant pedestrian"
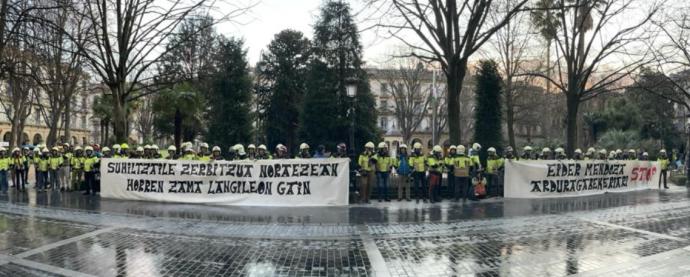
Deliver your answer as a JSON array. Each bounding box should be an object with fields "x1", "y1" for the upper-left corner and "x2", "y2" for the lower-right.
[
  {"x1": 658, "y1": 149, "x2": 670, "y2": 189},
  {"x1": 394, "y1": 144, "x2": 411, "y2": 201},
  {"x1": 357, "y1": 142, "x2": 376, "y2": 204}
]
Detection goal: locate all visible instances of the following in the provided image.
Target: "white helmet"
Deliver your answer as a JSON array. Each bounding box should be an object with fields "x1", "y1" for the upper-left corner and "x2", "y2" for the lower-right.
[
  {"x1": 12, "y1": 147, "x2": 19, "y2": 153},
  {"x1": 299, "y1": 143, "x2": 309, "y2": 150},
  {"x1": 628, "y1": 149, "x2": 636, "y2": 154},
  {"x1": 102, "y1": 147, "x2": 111, "y2": 152},
  {"x1": 432, "y1": 145, "x2": 442, "y2": 152},
  {"x1": 42, "y1": 148, "x2": 49, "y2": 153},
  {"x1": 413, "y1": 142, "x2": 422, "y2": 149},
  {"x1": 449, "y1": 145, "x2": 457, "y2": 151},
  {"x1": 487, "y1": 147, "x2": 496, "y2": 153},
  {"x1": 113, "y1": 144, "x2": 121, "y2": 150},
  {"x1": 144, "y1": 145, "x2": 151, "y2": 150},
  {"x1": 555, "y1": 147, "x2": 564, "y2": 154},
  {"x1": 378, "y1": 142, "x2": 386, "y2": 149},
  {"x1": 609, "y1": 151, "x2": 616, "y2": 158},
  {"x1": 599, "y1": 149, "x2": 607, "y2": 155},
  {"x1": 399, "y1": 144, "x2": 408, "y2": 149},
  {"x1": 0, "y1": 147, "x2": 6, "y2": 152},
  {"x1": 365, "y1": 142, "x2": 375, "y2": 149},
  {"x1": 200, "y1": 142, "x2": 209, "y2": 148},
  {"x1": 258, "y1": 144, "x2": 267, "y2": 151},
  {"x1": 85, "y1": 146, "x2": 94, "y2": 151},
  {"x1": 542, "y1": 147, "x2": 551, "y2": 153},
  {"x1": 212, "y1": 146, "x2": 221, "y2": 152},
  {"x1": 168, "y1": 145, "x2": 176, "y2": 151},
  {"x1": 643, "y1": 152, "x2": 649, "y2": 156},
  {"x1": 574, "y1": 148, "x2": 582, "y2": 154},
  {"x1": 615, "y1": 149, "x2": 622, "y2": 154},
  {"x1": 136, "y1": 146, "x2": 144, "y2": 152},
  {"x1": 587, "y1": 147, "x2": 596, "y2": 154},
  {"x1": 472, "y1": 143, "x2": 482, "y2": 151},
  {"x1": 276, "y1": 144, "x2": 284, "y2": 149},
  {"x1": 660, "y1": 149, "x2": 667, "y2": 154},
  {"x1": 457, "y1": 145, "x2": 466, "y2": 154},
  {"x1": 523, "y1": 146, "x2": 532, "y2": 151},
  {"x1": 236, "y1": 145, "x2": 246, "y2": 155},
  {"x1": 184, "y1": 146, "x2": 194, "y2": 152},
  {"x1": 248, "y1": 144, "x2": 256, "y2": 149}
]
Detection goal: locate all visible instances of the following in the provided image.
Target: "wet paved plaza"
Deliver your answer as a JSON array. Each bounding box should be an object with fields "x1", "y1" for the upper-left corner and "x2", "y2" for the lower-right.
[{"x1": 0, "y1": 186, "x2": 688, "y2": 276}]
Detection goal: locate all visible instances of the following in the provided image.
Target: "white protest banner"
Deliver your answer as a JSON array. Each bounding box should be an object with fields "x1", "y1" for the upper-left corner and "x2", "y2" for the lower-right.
[
  {"x1": 100, "y1": 158, "x2": 350, "y2": 206},
  {"x1": 504, "y1": 160, "x2": 660, "y2": 198}
]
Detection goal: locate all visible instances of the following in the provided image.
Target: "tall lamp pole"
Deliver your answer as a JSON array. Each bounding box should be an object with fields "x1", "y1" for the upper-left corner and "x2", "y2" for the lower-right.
[{"x1": 346, "y1": 82, "x2": 358, "y2": 156}]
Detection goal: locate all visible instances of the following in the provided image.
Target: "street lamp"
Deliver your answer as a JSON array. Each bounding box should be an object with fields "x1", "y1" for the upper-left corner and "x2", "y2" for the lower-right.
[{"x1": 346, "y1": 82, "x2": 357, "y2": 157}]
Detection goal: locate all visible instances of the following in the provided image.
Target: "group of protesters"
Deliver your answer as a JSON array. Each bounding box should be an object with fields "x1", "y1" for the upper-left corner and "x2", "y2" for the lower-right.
[{"x1": 0, "y1": 140, "x2": 673, "y2": 203}]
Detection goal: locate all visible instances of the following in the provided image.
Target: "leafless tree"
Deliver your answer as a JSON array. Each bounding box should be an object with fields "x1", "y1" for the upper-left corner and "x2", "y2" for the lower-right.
[
  {"x1": 2, "y1": 51, "x2": 35, "y2": 147},
  {"x1": 379, "y1": 58, "x2": 432, "y2": 144},
  {"x1": 27, "y1": 0, "x2": 88, "y2": 146},
  {"x1": 71, "y1": 0, "x2": 253, "y2": 142},
  {"x1": 487, "y1": 0, "x2": 535, "y2": 149},
  {"x1": 525, "y1": 0, "x2": 659, "y2": 154},
  {"x1": 362, "y1": 0, "x2": 528, "y2": 144},
  {"x1": 134, "y1": 94, "x2": 155, "y2": 143}
]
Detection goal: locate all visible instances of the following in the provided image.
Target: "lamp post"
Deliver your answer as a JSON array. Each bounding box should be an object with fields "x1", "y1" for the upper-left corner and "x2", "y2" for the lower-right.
[{"x1": 346, "y1": 82, "x2": 357, "y2": 156}]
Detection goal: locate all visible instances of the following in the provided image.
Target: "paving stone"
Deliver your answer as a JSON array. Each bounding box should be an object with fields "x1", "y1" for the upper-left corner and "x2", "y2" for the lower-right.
[
  {"x1": 0, "y1": 262, "x2": 62, "y2": 276},
  {"x1": 0, "y1": 213, "x2": 97, "y2": 255}
]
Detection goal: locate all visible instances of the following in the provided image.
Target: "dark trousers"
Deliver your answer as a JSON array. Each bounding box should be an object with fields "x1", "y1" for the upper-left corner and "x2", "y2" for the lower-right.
[
  {"x1": 446, "y1": 173, "x2": 455, "y2": 199},
  {"x1": 428, "y1": 172, "x2": 441, "y2": 202},
  {"x1": 13, "y1": 169, "x2": 25, "y2": 190},
  {"x1": 487, "y1": 173, "x2": 498, "y2": 197},
  {"x1": 37, "y1": 171, "x2": 48, "y2": 190},
  {"x1": 0, "y1": 170, "x2": 7, "y2": 193},
  {"x1": 659, "y1": 170, "x2": 668, "y2": 188},
  {"x1": 376, "y1": 172, "x2": 390, "y2": 200},
  {"x1": 49, "y1": 169, "x2": 60, "y2": 190},
  {"x1": 84, "y1": 171, "x2": 95, "y2": 194},
  {"x1": 413, "y1": 172, "x2": 427, "y2": 200},
  {"x1": 453, "y1": 176, "x2": 470, "y2": 200}
]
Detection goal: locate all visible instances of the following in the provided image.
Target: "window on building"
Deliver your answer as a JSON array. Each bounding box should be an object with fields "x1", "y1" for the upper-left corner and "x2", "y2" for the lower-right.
[
  {"x1": 35, "y1": 108, "x2": 40, "y2": 124},
  {"x1": 81, "y1": 115, "x2": 86, "y2": 128},
  {"x1": 380, "y1": 117, "x2": 388, "y2": 130},
  {"x1": 82, "y1": 95, "x2": 88, "y2": 110},
  {"x1": 379, "y1": 100, "x2": 388, "y2": 110}
]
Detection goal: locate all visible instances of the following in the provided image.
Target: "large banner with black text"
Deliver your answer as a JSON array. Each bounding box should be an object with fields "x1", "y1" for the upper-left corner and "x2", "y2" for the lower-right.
[
  {"x1": 100, "y1": 158, "x2": 350, "y2": 206},
  {"x1": 504, "y1": 160, "x2": 660, "y2": 198}
]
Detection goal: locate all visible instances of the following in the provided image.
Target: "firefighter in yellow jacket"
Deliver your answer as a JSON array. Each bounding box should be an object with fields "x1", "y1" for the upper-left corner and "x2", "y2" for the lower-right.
[
  {"x1": 427, "y1": 145, "x2": 444, "y2": 203},
  {"x1": 82, "y1": 146, "x2": 99, "y2": 195},
  {"x1": 409, "y1": 143, "x2": 427, "y2": 203},
  {"x1": 453, "y1": 145, "x2": 472, "y2": 201},
  {"x1": 373, "y1": 142, "x2": 393, "y2": 202},
  {"x1": 485, "y1": 147, "x2": 504, "y2": 197},
  {"x1": 357, "y1": 142, "x2": 376, "y2": 203}
]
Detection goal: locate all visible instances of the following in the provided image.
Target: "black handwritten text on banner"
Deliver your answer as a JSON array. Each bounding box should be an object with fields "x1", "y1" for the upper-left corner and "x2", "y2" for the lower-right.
[
  {"x1": 504, "y1": 160, "x2": 660, "y2": 198},
  {"x1": 100, "y1": 158, "x2": 350, "y2": 206}
]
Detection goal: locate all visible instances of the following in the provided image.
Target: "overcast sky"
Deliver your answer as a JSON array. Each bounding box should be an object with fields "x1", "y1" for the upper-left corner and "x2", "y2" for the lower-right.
[{"x1": 215, "y1": 0, "x2": 396, "y2": 67}]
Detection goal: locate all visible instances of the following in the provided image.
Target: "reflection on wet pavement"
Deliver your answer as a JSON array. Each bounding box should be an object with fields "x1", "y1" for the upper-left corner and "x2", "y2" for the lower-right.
[{"x1": 0, "y1": 186, "x2": 687, "y2": 276}]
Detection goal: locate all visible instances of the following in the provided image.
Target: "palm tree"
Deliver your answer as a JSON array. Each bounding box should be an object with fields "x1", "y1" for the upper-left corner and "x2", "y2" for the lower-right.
[{"x1": 531, "y1": 0, "x2": 561, "y2": 94}]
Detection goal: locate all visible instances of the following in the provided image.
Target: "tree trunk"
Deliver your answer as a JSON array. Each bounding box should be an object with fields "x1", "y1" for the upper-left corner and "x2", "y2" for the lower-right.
[
  {"x1": 506, "y1": 91, "x2": 516, "y2": 150},
  {"x1": 565, "y1": 93, "x2": 579, "y2": 156},
  {"x1": 112, "y1": 91, "x2": 128, "y2": 143},
  {"x1": 174, "y1": 109, "x2": 182, "y2": 154},
  {"x1": 9, "y1": 116, "x2": 19, "y2": 148},
  {"x1": 546, "y1": 40, "x2": 551, "y2": 94},
  {"x1": 446, "y1": 61, "x2": 468, "y2": 145},
  {"x1": 46, "y1": 115, "x2": 60, "y2": 146},
  {"x1": 64, "y1": 101, "x2": 71, "y2": 145}
]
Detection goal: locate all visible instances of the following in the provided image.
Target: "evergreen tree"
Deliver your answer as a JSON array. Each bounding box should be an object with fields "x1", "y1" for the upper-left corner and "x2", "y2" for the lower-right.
[
  {"x1": 205, "y1": 37, "x2": 253, "y2": 147},
  {"x1": 258, "y1": 30, "x2": 312, "y2": 153},
  {"x1": 473, "y1": 60, "x2": 504, "y2": 164},
  {"x1": 152, "y1": 83, "x2": 205, "y2": 150},
  {"x1": 300, "y1": 1, "x2": 378, "y2": 153}
]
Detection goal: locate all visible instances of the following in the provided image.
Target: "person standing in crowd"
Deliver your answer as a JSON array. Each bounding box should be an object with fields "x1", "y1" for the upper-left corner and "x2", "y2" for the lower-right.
[
  {"x1": 31, "y1": 147, "x2": 40, "y2": 187},
  {"x1": 469, "y1": 143, "x2": 482, "y2": 175},
  {"x1": 555, "y1": 147, "x2": 566, "y2": 160},
  {"x1": 11, "y1": 148, "x2": 26, "y2": 192},
  {"x1": 273, "y1": 144, "x2": 288, "y2": 159},
  {"x1": 211, "y1": 146, "x2": 223, "y2": 160},
  {"x1": 608, "y1": 151, "x2": 617, "y2": 160},
  {"x1": 102, "y1": 147, "x2": 112, "y2": 158},
  {"x1": 373, "y1": 142, "x2": 393, "y2": 202},
  {"x1": 628, "y1": 149, "x2": 637, "y2": 160},
  {"x1": 37, "y1": 148, "x2": 50, "y2": 192},
  {"x1": 247, "y1": 144, "x2": 257, "y2": 160},
  {"x1": 71, "y1": 146, "x2": 84, "y2": 191},
  {"x1": 257, "y1": 145, "x2": 272, "y2": 160},
  {"x1": 82, "y1": 146, "x2": 99, "y2": 195},
  {"x1": 445, "y1": 145, "x2": 457, "y2": 199},
  {"x1": 131, "y1": 146, "x2": 144, "y2": 159},
  {"x1": 573, "y1": 149, "x2": 584, "y2": 160},
  {"x1": 61, "y1": 144, "x2": 73, "y2": 192},
  {"x1": 585, "y1": 148, "x2": 595, "y2": 160},
  {"x1": 49, "y1": 147, "x2": 63, "y2": 191},
  {"x1": 540, "y1": 148, "x2": 552, "y2": 160},
  {"x1": 0, "y1": 148, "x2": 8, "y2": 194},
  {"x1": 453, "y1": 145, "x2": 472, "y2": 201},
  {"x1": 296, "y1": 143, "x2": 311, "y2": 159},
  {"x1": 198, "y1": 143, "x2": 210, "y2": 160},
  {"x1": 313, "y1": 145, "x2": 329, "y2": 158},
  {"x1": 235, "y1": 144, "x2": 248, "y2": 160},
  {"x1": 521, "y1": 146, "x2": 533, "y2": 160},
  {"x1": 597, "y1": 149, "x2": 607, "y2": 160},
  {"x1": 179, "y1": 146, "x2": 197, "y2": 160},
  {"x1": 150, "y1": 145, "x2": 161, "y2": 159},
  {"x1": 21, "y1": 147, "x2": 30, "y2": 188},
  {"x1": 166, "y1": 145, "x2": 178, "y2": 160},
  {"x1": 409, "y1": 143, "x2": 427, "y2": 203},
  {"x1": 120, "y1": 143, "x2": 129, "y2": 158},
  {"x1": 333, "y1": 143, "x2": 348, "y2": 158},
  {"x1": 485, "y1": 147, "x2": 503, "y2": 197},
  {"x1": 658, "y1": 149, "x2": 670, "y2": 189},
  {"x1": 504, "y1": 146, "x2": 516, "y2": 160},
  {"x1": 427, "y1": 145, "x2": 443, "y2": 203},
  {"x1": 112, "y1": 144, "x2": 122, "y2": 158},
  {"x1": 143, "y1": 145, "x2": 151, "y2": 158},
  {"x1": 395, "y1": 144, "x2": 411, "y2": 201},
  {"x1": 641, "y1": 152, "x2": 649, "y2": 161},
  {"x1": 358, "y1": 142, "x2": 376, "y2": 204}
]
